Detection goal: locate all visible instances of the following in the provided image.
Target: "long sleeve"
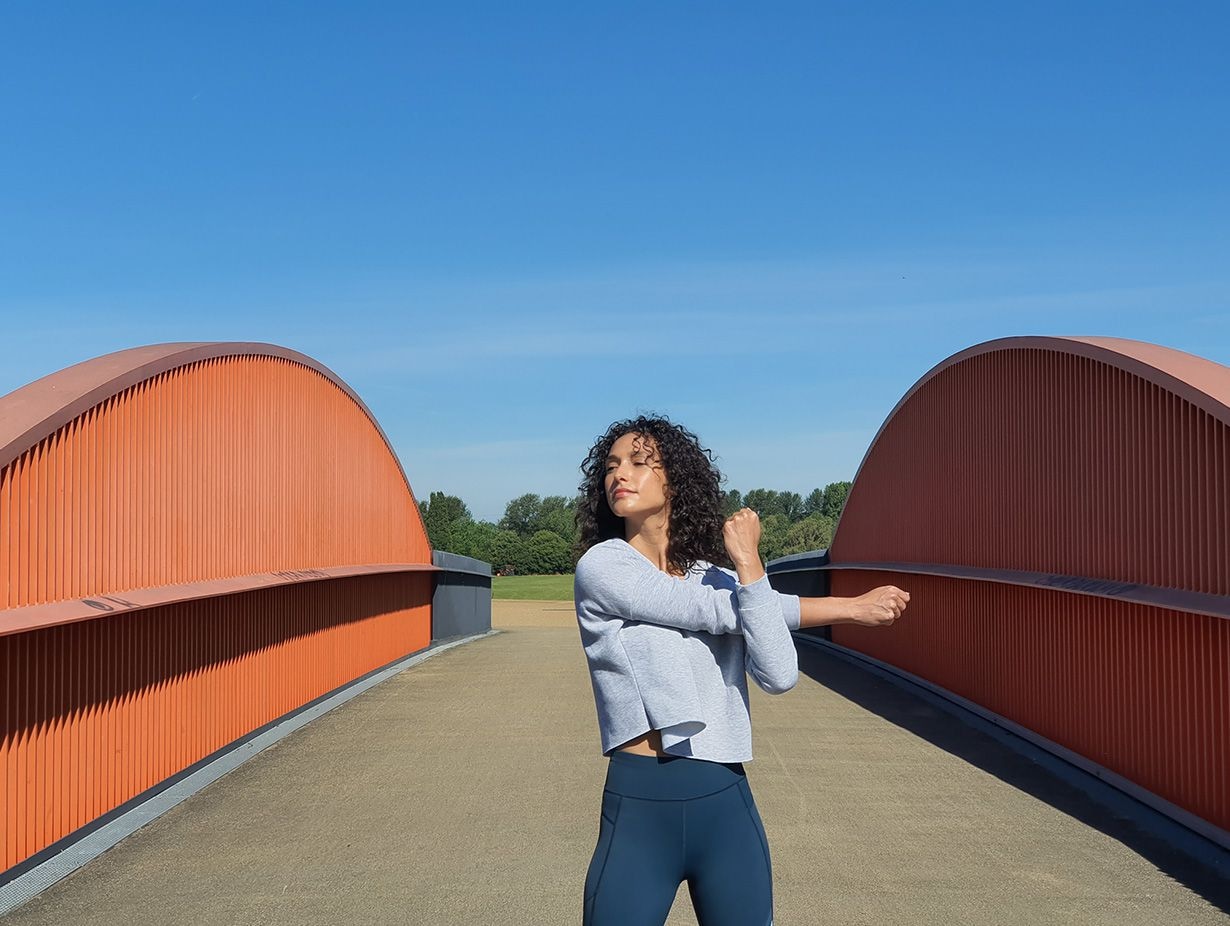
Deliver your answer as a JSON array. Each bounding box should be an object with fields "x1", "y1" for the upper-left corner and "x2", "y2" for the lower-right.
[
  {"x1": 574, "y1": 538, "x2": 801, "y2": 762},
  {"x1": 574, "y1": 540, "x2": 742, "y2": 635},
  {"x1": 735, "y1": 574, "x2": 799, "y2": 694},
  {"x1": 778, "y1": 592, "x2": 802, "y2": 631},
  {"x1": 706, "y1": 563, "x2": 802, "y2": 632}
]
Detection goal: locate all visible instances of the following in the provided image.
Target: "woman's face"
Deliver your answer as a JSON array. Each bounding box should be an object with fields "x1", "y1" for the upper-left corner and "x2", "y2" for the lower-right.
[{"x1": 604, "y1": 431, "x2": 670, "y2": 521}]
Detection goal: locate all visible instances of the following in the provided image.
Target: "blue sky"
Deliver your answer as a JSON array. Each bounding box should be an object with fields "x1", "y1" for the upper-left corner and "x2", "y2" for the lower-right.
[{"x1": 2, "y1": 2, "x2": 1227, "y2": 521}]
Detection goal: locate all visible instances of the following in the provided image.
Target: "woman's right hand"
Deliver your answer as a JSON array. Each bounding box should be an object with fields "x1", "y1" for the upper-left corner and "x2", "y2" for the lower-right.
[{"x1": 723, "y1": 508, "x2": 765, "y2": 584}]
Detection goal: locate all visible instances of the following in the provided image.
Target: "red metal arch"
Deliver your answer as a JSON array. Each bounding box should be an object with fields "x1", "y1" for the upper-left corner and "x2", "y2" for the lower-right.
[
  {"x1": 826, "y1": 336, "x2": 1229, "y2": 844},
  {"x1": 0, "y1": 344, "x2": 436, "y2": 875},
  {"x1": 832, "y1": 335, "x2": 1230, "y2": 600},
  {"x1": 0, "y1": 342, "x2": 417, "y2": 485},
  {"x1": 0, "y1": 342, "x2": 433, "y2": 629}
]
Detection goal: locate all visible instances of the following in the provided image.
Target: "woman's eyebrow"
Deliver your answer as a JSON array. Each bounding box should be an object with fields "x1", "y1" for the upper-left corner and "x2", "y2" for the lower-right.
[{"x1": 606, "y1": 451, "x2": 649, "y2": 464}]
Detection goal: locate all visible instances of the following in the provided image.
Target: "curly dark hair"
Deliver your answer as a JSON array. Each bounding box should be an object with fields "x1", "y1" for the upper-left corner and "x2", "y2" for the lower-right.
[{"x1": 574, "y1": 414, "x2": 731, "y2": 574}]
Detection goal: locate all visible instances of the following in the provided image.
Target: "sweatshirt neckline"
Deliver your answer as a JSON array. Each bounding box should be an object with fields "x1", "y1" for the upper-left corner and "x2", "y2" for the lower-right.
[{"x1": 613, "y1": 538, "x2": 707, "y2": 577}]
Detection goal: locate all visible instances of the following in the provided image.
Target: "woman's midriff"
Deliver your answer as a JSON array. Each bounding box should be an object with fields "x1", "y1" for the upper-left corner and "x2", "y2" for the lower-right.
[{"x1": 615, "y1": 729, "x2": 668, "y2": 757}]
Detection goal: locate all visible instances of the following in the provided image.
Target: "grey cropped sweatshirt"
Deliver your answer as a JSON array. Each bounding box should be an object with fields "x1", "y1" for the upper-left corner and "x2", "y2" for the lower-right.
[{"x1": 573, "y1": 538, "x2": 802, "y2": 764}]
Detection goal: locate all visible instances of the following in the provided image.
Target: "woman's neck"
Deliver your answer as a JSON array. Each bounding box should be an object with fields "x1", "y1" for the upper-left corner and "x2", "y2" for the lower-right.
[{"x1": 624, "y1": 513, "x2": 676, "y2": 574}]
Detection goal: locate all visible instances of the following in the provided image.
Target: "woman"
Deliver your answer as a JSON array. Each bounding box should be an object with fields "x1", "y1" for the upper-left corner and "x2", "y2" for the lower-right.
[{"x1": 573, "y1": 415, "x2": 909, "y2": 926}]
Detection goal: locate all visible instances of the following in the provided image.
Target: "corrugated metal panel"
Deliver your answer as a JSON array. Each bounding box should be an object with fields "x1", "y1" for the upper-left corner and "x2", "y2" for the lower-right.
[
  {"x1": 0, "y1": 345, "x2": 435, "y2": 876},
  {"x1": 0, "y1": 575, "x2": 431, "y2": 872},
  {"x1": 832, "y1": 344, "x2": 1229, "y2": 598},
  {"x1": 830, "y1": 570, "x2": 1229, "y2": 835},
  {"x1": 0, "y1": 354, "x2": 430, "y2": 612},
  {"x1": 827, "y1": 337, "x2": 1230, "y2": 843}
]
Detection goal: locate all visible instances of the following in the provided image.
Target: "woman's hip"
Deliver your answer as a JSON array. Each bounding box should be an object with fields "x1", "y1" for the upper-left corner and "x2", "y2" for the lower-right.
[{"x1": 602, "y1": 750, "x2": 748, "y2": 801}]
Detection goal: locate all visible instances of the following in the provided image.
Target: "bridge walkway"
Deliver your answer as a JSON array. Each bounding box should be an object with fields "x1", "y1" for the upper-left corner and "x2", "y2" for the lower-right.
[{"x1": 5, "y1": 601, "x2": 1227, "y2": 925}]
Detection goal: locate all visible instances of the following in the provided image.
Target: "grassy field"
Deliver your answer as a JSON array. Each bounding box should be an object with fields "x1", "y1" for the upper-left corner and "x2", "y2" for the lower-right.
[{"x1": 491, "y1": 573, "x2": 575, "y2": 600}]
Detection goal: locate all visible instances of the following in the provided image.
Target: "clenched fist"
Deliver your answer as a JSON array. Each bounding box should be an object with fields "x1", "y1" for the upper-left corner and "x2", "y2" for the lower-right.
[
  {"x1": 850, "y1": 585, "x2": 910, "y2": 628},
  {"x1": 723, "y1": 508, "x2": 765, "y2": 584}
]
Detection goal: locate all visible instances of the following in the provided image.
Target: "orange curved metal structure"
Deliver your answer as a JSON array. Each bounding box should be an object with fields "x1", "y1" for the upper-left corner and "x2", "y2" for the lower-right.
[
  {"x1": 828, "y1": 336, "x2": 1229, "y2": 844},
  {"x1": 1, "y1": 344, "x2": 435, "y2": 875}
]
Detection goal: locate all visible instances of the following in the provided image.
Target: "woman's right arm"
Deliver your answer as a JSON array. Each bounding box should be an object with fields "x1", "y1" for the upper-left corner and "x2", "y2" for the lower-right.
[
  {"x1": 723, "y1": 509, "x2": 798, "y2": 693},
  {"x1": 574, "y1": 541, "x2": 742, "y2": 635}
]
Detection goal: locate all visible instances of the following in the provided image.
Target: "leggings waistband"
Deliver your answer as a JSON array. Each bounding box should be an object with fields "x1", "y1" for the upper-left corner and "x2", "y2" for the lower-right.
[{"x1": 603, "y1": 751, "x2": 747, "y2": 801}]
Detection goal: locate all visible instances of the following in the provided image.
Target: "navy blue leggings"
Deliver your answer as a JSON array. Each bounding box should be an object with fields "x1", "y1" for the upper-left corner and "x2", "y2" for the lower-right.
[{"x1": 583, "y1": 751, "x2": 774, "y2": 925}]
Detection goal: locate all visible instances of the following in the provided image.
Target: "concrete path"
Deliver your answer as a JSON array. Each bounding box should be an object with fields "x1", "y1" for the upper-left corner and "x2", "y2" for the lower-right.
[{"x1": 6, "y1": 601, "x2": 1228, "y2": 925}]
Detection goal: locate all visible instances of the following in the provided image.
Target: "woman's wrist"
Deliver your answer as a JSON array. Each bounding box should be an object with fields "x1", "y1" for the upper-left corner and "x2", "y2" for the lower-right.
[
  {"x1": 797, "y1": 595, "x2": 861, "y2": 628},
  {"x1": 734, "y1": 559, "x2": 766, "y2": 586}
]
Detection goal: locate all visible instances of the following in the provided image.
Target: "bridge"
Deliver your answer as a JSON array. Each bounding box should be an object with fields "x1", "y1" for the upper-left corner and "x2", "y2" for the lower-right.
[{"x1": 1, "y1": 338, "x2": 1227, "y2": 923}]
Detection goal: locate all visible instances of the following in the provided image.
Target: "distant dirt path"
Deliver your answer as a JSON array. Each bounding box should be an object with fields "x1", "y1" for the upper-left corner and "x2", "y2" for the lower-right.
[{"x1": 492, "y1": 597, "x2": 577, "y2": 628}]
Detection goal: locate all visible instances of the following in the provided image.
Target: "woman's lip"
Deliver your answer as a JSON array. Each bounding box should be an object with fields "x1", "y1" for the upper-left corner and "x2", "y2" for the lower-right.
[{"x1": 612, "y1": 490, "x2": 634, "y2": 498}]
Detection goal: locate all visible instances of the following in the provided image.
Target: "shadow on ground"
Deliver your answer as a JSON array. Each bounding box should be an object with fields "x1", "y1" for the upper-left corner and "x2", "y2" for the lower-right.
[{"x1": 795, "y1": 641, "x2": 1230, "y2": 914}]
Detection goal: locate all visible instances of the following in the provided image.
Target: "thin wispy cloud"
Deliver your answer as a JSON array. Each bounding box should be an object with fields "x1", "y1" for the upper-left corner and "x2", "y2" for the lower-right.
[{"x1": 331, "y1": 269, "x2": 1230, "y2": 380}]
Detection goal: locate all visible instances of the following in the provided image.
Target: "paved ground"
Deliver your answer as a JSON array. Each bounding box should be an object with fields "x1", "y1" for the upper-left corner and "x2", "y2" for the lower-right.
[{"x1": 6, "y1": 601, "x2": 1228, "y2": 925}]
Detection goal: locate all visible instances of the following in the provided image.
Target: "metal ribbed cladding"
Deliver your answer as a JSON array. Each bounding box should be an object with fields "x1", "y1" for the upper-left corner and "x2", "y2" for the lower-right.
[
  {"x1": 830, "y1": 338, "x2": 1230, "y2": 599},
  {"x1": 0, "y1": 344, "x2": 440, "y2": 876},
  {"x1": 830, "y1": 569, "x2": 1230, "y2": 840},
  {"x1": 0, "y1": 630, "x2": 497, "y2": 917},
  {"x1": 824, "y1": 337, "x2": 1230, "y2": 843},
  {"x1": 823, "y1": 561, "x2": 1230, "y2": 620},
  {"x1": 0, "y1": 563, "x2": 440, "y2": 637},
  {"x1": 0, "y1": 347, "x2": 433, "y2": 611},
  {"x1": 1, "y1": 573, "x2": 434, "y2": 874},
  {"x1": 793, "y1": 634, "x2": 1230, "y2": 857}
]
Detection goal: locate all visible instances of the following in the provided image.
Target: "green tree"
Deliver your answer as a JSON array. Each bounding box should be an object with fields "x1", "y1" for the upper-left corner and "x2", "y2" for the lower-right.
[
  {"x1": 743, "y1": 488, "x2": 782, "y2": 519},
  {"x1": 536, "y1": 495, "x2": 578, "y2": 543},
  {"x1": 757, "y1": 513, "x2": 791, "y2": 563},
  {"x1": 802, "y1": 488, "x2": 826, "y2": 518},
  {"x1": 721, "y1": 489, "x2": 743, "y2": 517},
  {"x1": 446, "y1": 519, "x2": 500, "y2": 561},
  {"x1": 821, "y1": 481, "x2": 852, "y2": 519},
  {"x1": 782, "y1": 514, "x2": 835, "y2": 555},
  {"x1": 418, "y1": 492, "x2": 473, "y2": 551},
  {"x1": 500, "y1": 493, "x2": 542, "y2": 536},
  {"x1": 487, "y1": 528, "x2": 529, "y2": 575},
  {"x1": 778, "y1": 491, "x2": 804, "y2": 522},
  {"x1": 525, "y1": 530, "x2": 573, "y2": 574}
]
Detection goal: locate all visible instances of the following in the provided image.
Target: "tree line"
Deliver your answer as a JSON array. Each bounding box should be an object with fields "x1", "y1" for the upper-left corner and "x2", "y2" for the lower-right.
[{"x1": 418, "y1": 482, "x2": 852, "y2": 576}]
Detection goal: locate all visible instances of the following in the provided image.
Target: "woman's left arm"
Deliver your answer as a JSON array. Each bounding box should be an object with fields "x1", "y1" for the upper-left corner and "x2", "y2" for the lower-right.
[{"x1": 795, "y1": 587, "x2": 910, "y2": 629}]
